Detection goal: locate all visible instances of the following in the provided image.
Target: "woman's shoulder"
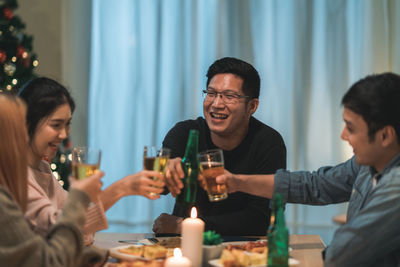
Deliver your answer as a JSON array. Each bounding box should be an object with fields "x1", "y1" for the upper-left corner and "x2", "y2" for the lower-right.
[
  {"x1": 0, "y1": 185, "x2": 12, "y2": 199},
  {"x1": 0, "y1": 185, "x2": 19, "y2": 211},
  {"x1": 27, "y1": 161, "x2": 67, "y2": 200}
]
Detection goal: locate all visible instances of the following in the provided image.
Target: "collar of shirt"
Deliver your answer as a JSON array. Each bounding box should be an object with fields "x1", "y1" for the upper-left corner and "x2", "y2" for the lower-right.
[{"x1": 370, "y1": 152, "x2": 400, "y2": 186}]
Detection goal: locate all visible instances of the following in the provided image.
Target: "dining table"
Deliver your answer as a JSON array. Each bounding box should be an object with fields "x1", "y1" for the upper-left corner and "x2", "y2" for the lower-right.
[{"x1": 94, "y1": 232, "x2": 325, "y2": 267}]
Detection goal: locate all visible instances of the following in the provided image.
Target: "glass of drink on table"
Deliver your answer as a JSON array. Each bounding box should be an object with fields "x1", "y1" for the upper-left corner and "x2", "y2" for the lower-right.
[
  {"x1": 143, "y1": 146, "x2": 170, "y2": 196},
  {"x1": 198, "y1": 149, "x2": 227, "y2": 202},
  {"x1": 72, "y1": 146, "x2": 101, "y2": 180}
]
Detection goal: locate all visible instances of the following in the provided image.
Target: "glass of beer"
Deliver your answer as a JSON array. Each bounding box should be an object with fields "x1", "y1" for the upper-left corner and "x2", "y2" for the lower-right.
[
  {"x1": 143, "y1": 146, "x2": 170, "y2": 196},
  {"x1": 72, "y1": 146, "x2": 101, "y2": 180},
  {"x1": 198, "y1": 149, "x2": 227, "y2": 202}
]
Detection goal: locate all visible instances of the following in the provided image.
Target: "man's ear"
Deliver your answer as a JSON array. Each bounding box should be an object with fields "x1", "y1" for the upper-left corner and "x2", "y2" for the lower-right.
[
  {"x1": 380, "y1": 125, "x2": 397, "y2": 147},
  {"x1": 248, "y1": 98, "x2": 259, "y2": 115}
]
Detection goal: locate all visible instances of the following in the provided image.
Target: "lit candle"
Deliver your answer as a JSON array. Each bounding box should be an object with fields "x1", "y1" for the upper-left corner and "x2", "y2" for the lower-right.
[
  {"x1": 181, "y1": 207, "x2": 204, "y2": 267},
  {"x1": 165, "y1": 248, "x2": 192, "y2": 267}
]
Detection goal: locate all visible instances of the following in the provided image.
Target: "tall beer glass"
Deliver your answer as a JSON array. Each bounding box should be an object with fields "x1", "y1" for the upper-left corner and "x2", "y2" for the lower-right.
[
  {"x1": 198, "y1": 149, "x2": 227, "y2": 202},
  {"x1": 143, "y1": 146, "x2": 170, "y2": 196}
]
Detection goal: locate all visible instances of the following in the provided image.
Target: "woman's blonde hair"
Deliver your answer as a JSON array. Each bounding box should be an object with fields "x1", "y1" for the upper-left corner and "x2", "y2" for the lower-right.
[{"x1": 0, "y1": 94, "x2": 28, "y2": 211}]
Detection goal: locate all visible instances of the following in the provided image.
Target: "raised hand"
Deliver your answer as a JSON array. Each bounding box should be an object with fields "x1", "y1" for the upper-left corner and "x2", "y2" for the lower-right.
[
  {"x1": 215, "y1": 169, "x2": 239, "y2": 193},
  {"x1": 70, "y1": 171, "x2": 104, "y2": 202},
  {"x1": 123, "y1": 170, "x2": 165, "y2": 199},
  {"x1": 164, "y1": 157, "x2": 185, "y2": 197}
]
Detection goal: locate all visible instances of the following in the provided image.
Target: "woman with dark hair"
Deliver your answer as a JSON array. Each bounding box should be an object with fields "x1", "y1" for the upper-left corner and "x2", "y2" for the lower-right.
[
  {"x1": 19, "y1": 77, "x2": 165, "y2": 244},
  {"x1": 0, "y1": 94, "x2": 107, "y2": 266}
]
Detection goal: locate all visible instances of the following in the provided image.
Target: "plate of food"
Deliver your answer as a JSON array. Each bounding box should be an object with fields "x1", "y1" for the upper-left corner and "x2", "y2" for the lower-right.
[
  {"x1": 109, "y1": 244, "x2": 173, "y2": 262},
  {"x1": 106, "y1": 259, "x2": 164, "y2": 267},
  {"x1": 209, "y1": 240, "x2": 299, "y2": 266}
]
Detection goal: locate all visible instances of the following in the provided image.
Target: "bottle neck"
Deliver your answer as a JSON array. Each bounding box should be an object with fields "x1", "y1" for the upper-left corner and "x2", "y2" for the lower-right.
[
  {"x1": 182, "y1": 130, "x2": 199, "y2": 162},
  {"x1": 275, "y1": 207, "x2": 286, "y2": 227}
]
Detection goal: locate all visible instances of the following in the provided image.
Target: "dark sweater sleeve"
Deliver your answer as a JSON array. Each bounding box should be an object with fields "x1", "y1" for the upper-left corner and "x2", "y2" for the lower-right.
[{"x1": 0, "y1": 187, "x2": 107, "y2": 267}]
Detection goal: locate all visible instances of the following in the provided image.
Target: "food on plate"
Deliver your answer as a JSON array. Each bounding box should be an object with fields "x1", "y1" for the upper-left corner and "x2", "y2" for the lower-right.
[
  {"x1": 117, "y1": 244, "x2": 169, "y2": 260},
  {"x1": 225, "y1": 240, "x2": 267, "y2": 252},
  {"x1": 219, "y1": 241, "x2": 268, "y2": 267},
  {"x1": 118, "y1": 245, "x2": 144, "y2": 257},
  {"x1": 157, "y1": 236, "x2": 181, "y2": 248},
  {"x1": 106, "y1": 259, "x2": 164, "y2": 267},
  {"x1": 143, "y1": 245, "x2": 168, "y2": 259}
]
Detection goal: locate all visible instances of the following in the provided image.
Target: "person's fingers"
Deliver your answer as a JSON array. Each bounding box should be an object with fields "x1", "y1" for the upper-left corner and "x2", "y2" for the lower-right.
[
  {"x1": 151, "y1": 179, "x2": 165, "y2": 188},
  {"x1": 175, "y1": 163, "x2": 185, "y2": 184},
  {"x1": 140, "y1": 176, "x2": 165, "y2": 190},
  {"x1": 166, "y1": 164, "x2": 181, "y2": 195},
  {"x1": 137, "y1": 183, "x2": 164, "y2": 199},
  {"x1": 150, "y1": 185, "x2": 165, "y2": 194},
  {"x1": 170, "y1": 162, "x2": 184, "y2": 190},
  {"x1": 145, "y1": 192, "x2": 160, "y2": 200},
  {"x1": 215, "y1": 174, "x2": 226, "y2": 184},
  {"x1": 89, "y1": 171, "x2": 105, "y2": 181},
  {"x1": 147, "y1": 171, "x2": 164, "y2": 181}
]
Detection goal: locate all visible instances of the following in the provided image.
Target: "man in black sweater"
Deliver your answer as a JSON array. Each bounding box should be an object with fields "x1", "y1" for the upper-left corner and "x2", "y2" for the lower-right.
[{"x1": 152, "y1": 57, "x2": 286, "y2": 235}]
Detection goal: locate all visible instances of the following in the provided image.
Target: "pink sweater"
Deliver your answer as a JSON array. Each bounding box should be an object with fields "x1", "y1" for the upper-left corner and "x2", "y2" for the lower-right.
[{"x1": 25, "y1": 160, "x2": 108, "y2": 244}]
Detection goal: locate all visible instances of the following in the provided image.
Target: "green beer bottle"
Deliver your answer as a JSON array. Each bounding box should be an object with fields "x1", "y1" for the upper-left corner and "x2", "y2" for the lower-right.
[
  {"x1": 267, "y1": 192, "x2": 289, "y2": 267},
  {"x1": 176, "y1": 129, "x2": 199, "y2": 206}
]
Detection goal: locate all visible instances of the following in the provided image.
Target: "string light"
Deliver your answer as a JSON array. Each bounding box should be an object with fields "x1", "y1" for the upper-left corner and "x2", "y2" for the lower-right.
[
  {"x1": 33, "y1": 60, "x2": 39, "y2": 67},
  {"x1": 60, "y1": 154, "x2": 66, "y2": 163},
  {"x1": 52, "y1": 171, "x2": 59, "y2": 180},
  {"x1": 11, "y1": 56, "x2": 16, "y2": 62},
  {"x1": 12, "y1": 79, "x2": 17, "y2": 85},
  {"x1": 50, "y1": 163, "x2": 57, "y2": 170},
  {"x1": 6, "y1": 85, "x2": 12, "y2": 90}
]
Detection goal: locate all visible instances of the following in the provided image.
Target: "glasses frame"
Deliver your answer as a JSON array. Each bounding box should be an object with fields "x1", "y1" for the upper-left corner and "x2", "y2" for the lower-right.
[{"x1": 202, "y1": 89, "x2": 250, "y2": 104}]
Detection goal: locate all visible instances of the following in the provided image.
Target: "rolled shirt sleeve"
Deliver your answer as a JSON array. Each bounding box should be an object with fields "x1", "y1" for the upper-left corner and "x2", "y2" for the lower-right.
[{"x1": 274, "y1": 157, "x2": 359, "y2": 205}]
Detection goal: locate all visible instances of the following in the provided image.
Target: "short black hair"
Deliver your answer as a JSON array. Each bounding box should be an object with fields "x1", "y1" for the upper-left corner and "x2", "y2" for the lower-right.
[
  {"x1": 18, "y1": 77, "x2": 75, "y2": 140},
  {"x1": 206, "y1": 57, "x2": 260, "y2": 99},
  {"x1": 342, "y1": 72, "x2": 400, "y2": 142}
]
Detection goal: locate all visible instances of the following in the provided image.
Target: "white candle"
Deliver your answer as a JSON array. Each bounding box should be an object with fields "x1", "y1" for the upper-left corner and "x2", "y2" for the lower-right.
[
  {"x1": 165, "y1": 248, "x2": 192, "y2": 267},
  {"x1": 181, "y1": 207, "x2": 204, "y2": 267}
]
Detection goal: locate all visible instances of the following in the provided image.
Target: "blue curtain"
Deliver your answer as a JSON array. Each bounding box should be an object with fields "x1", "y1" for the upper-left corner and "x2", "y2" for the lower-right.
[{"x1": 89, "y1": 0, "x2": 400, "y2": 242}]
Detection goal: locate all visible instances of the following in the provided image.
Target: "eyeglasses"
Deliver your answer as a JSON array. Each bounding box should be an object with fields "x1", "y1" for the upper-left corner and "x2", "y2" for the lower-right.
[{"x1": 202, "y1": 90, "x2": 249, "y2": 104}]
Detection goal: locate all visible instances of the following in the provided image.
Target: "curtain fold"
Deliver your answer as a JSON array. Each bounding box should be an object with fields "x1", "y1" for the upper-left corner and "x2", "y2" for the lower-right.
[{"x1": 89, "y1": 0, "x2": 400, "y2": 241}]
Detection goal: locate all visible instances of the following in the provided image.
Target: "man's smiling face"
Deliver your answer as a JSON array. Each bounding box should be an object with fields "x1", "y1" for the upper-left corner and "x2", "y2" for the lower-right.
[{"x1": 203, "y1": 73, "x2": 254, "y2": 140}]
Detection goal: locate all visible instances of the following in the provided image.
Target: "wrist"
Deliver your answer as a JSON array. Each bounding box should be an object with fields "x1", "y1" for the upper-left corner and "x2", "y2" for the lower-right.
[
  {"x1": 235, "y1": 174, "x2": 246, "y2": 192},
  {"x1": 106, "y1": 179, "x2": 127, "y2": 201}
]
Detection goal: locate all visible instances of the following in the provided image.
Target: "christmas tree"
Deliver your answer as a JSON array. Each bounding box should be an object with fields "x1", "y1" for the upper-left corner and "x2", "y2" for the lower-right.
[
  {"x1": 1, "y1": 0, "x2": 72, "y2": 190},
  {"x1": 0, "y1": 0, "x2": 38, "y2": 93}
]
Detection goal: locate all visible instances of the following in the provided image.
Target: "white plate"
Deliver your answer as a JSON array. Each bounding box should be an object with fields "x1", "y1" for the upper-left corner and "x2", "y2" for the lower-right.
[
  {"x1": 209, "y1": 258, "x2": 300, "y2": 267},
  {"x1": 109, "y1": 245, "x2": 148, "y2": 262}
]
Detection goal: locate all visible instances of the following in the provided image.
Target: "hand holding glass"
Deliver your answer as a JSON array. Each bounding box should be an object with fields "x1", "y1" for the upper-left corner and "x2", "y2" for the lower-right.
[
  {"x1": 198, "y1": 149, "x2": 228, "y2": 201},
  {"x1": 143, "y1": 146, "x2": 170, "y2": 196},
  {"x1": 72, "y1": 146, "x2": 101, "y2": 180}
]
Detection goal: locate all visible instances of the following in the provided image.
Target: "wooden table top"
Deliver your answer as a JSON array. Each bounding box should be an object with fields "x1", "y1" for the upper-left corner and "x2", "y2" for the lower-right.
[{"x1": 94, "y1": 233, "x2": 325, "y2": 267}]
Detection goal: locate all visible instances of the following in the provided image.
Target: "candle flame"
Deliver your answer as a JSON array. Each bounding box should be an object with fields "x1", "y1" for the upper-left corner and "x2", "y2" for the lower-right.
[
  {"x1": 173, "y1": 248, "x2": 182, "y2": 257},
  {"x1": 190, "y1": 207, "x2": 197, "y2": 218}
]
